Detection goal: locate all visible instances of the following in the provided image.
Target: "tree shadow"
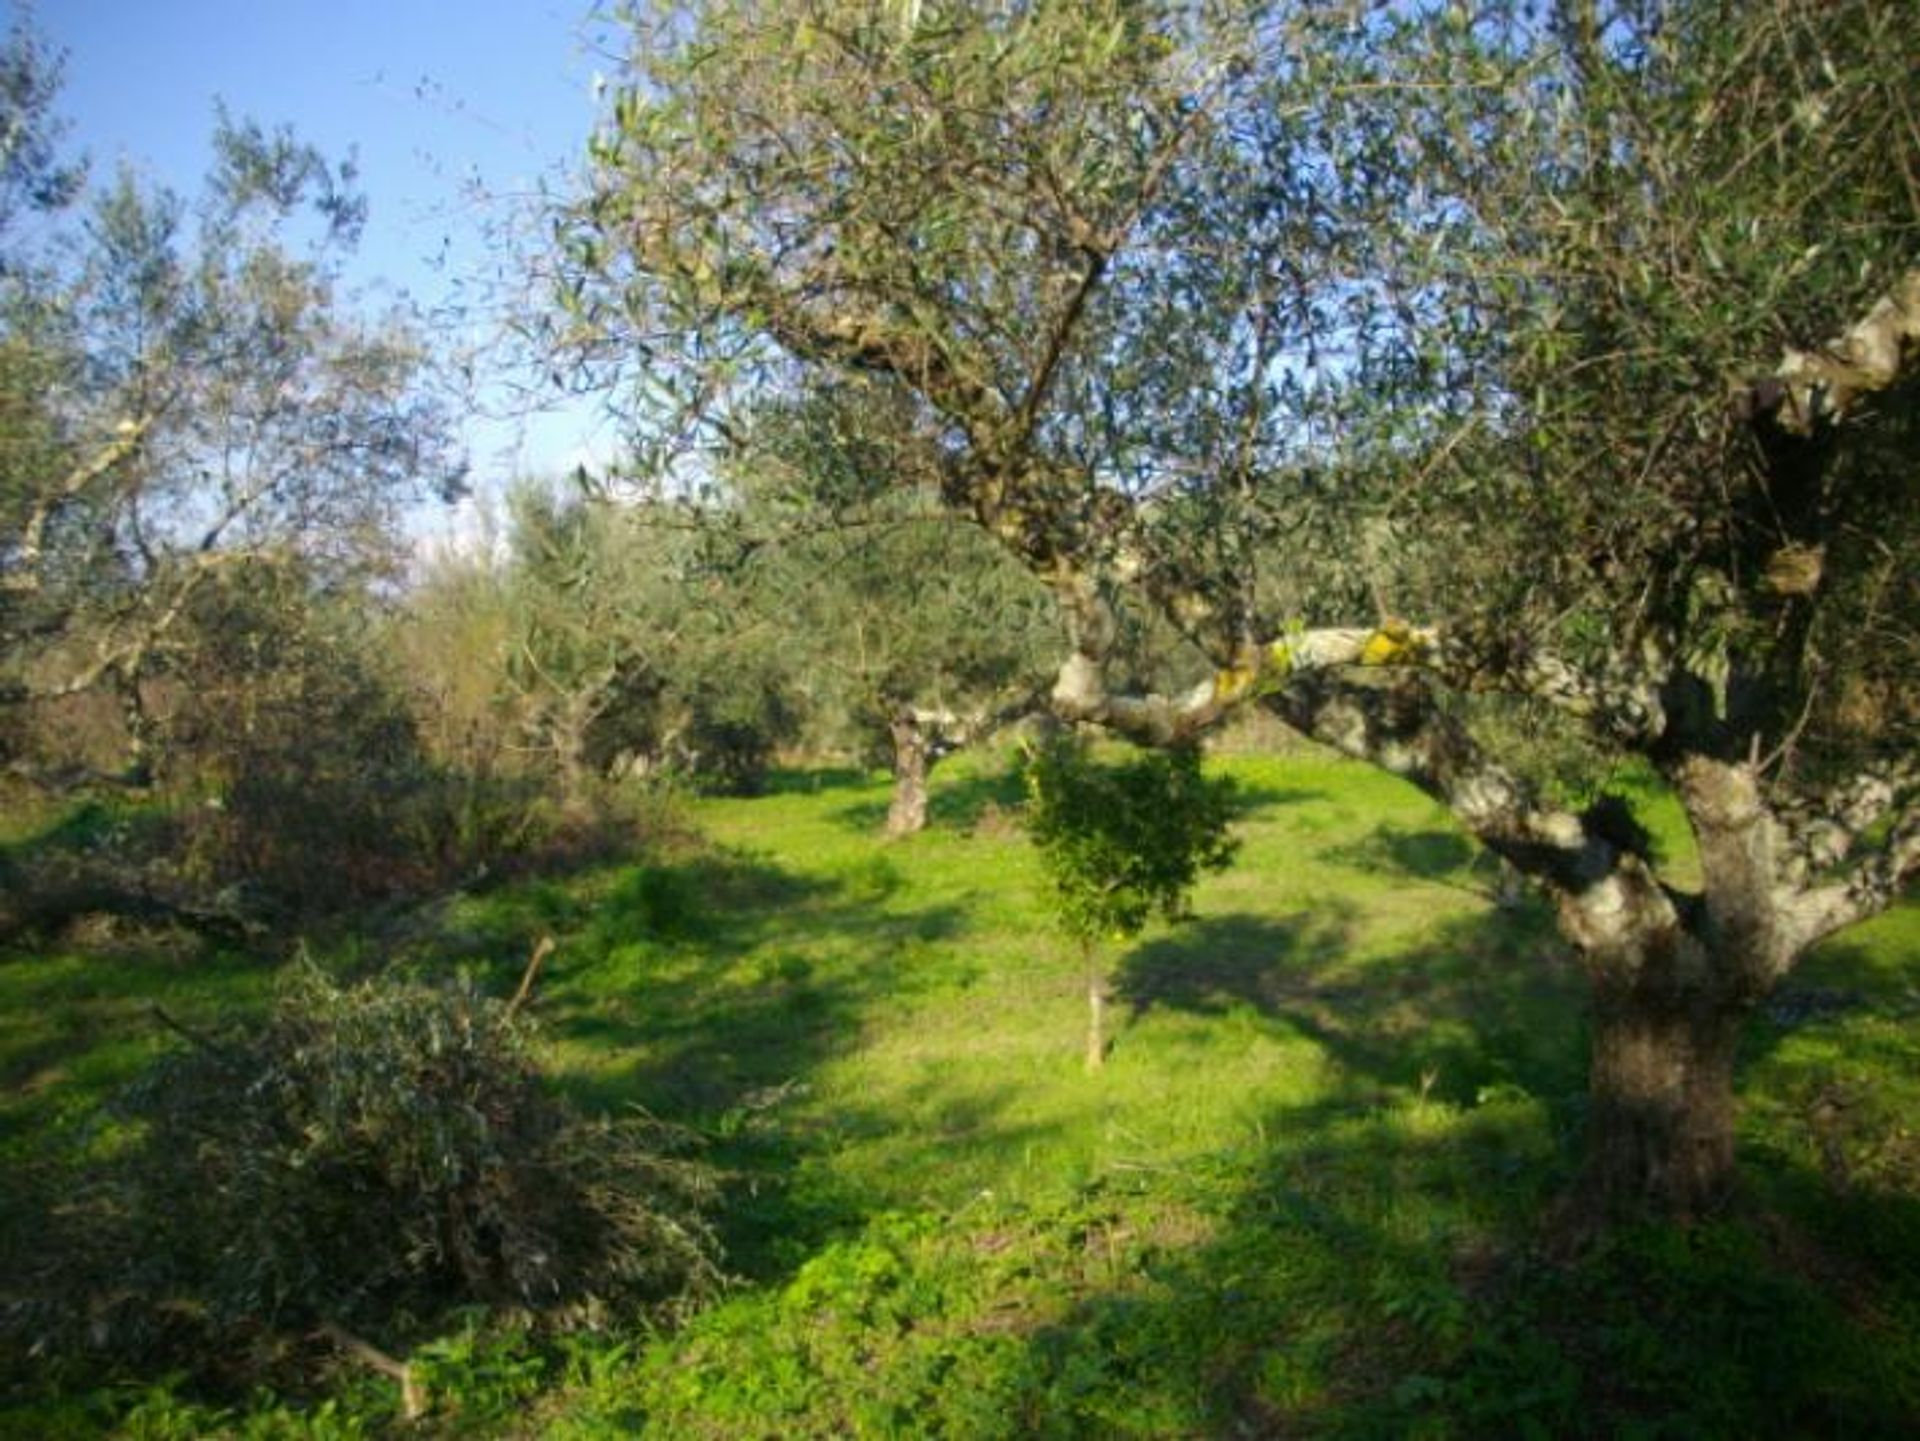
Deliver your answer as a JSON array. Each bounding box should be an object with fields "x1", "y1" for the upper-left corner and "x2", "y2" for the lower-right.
[
  {"x1": 1736, "y1": 935, "x2": 1920, "y2": 1068},
  {"x1": 757, "y1": 766, "x2": 875, "y2": 798},
  {"x1": 1012, "y1": 1112, "x2": 1920, "y2": 1435},
  {"x1": 826, "y1": 762, "x2": 1323, "y2": 838},
  {"x1": 828, "y1": 796, "x2": 892, "y2": 832},
  {"x1": 1026, "y1": 904, "x2": 1920, "y2": 1435},
  {"x1": 459, "y1": 846, "x2": 975, "y2": 1278},
  {"x1": 1227, "y1": 782, "x2": 1329, "y2": 818},
  {"x1": 1119, "y1": 903, "x2": 1581, "y2": 1109},
  {"x1": 1322, "y1": 818, "x2": 1515, "y2": 903},
  {"x1": 927, "y1": 763, "x2": 1029, "y2": 832}
]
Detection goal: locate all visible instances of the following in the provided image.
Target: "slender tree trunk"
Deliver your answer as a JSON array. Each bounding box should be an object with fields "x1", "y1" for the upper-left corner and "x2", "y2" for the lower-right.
[
  {"x1": 552, "y1": 703, "x2": 593, "y2": 816},
  {"x1": 1583, "y1": 973, "x2": 1748, "y2": 1219},
  {"x1": 885, "y1": 710, "x2": 931, "y2": 837},
  {"x1": 1084, "y1": 939, "x2": 1108, "y2": 1072}
]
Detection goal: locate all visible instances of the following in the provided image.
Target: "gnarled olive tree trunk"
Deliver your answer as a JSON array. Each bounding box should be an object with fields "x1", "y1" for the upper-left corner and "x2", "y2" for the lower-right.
[
  {"x1": 1545, "y1": 845, "x2": 1759, "y2": 1219},
  {"x1": 1567, "y1": 871, "x2": 1759, "y2": 1217},
  {"x1": 882, "y1": 699, "x2": 1034, "y2": 837},
  {"x1": 1584, "y1": 968, "x2": 1748, "y2": 1217},
  {"x1": 884, "y1": 707, "x2": 932, "y2": 838},
  {"x1": 1548, "y1": 755, "x2": 1867, "y2": 1218}
]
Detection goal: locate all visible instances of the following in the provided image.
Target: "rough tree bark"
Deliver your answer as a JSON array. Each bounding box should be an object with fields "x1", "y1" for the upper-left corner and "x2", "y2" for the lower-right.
[
  {"x1": 882, "y1": 696, "x2": 1039, "y2": 837},
  {"x1": 1552, "y1": 821, "x2": 1757, "y2": 1219},
  {"x1": 884, "y1": 707, "x2": 932, "y2": 838},
  {"x1": 1585, "y1": 971, "x2": 1747, "y2": 1218}
]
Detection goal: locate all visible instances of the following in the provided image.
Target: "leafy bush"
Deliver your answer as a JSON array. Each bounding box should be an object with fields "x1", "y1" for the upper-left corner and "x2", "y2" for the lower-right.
[
  {"x1": 1023, "y1": 736, "x2": 1238, "y2": 1068},
  {"x1": 6, "y1": 964, "x2": 721, "y2": 1385},
  {"x1": 1023, "y1": 738, "x2": 1238, "y2": 948}
]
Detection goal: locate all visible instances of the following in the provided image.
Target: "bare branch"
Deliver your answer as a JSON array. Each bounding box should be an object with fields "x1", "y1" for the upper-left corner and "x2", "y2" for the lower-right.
[
  {"x1": 504, "y1": 935, "x2": 556, "y2": 1022},
  {"x1": 314, "y1": 1323, "x2": 427, "y2": 1421}
]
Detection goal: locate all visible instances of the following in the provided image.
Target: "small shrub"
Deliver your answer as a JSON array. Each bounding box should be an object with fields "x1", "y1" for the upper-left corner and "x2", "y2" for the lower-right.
[
  {"x1": 1023, "y1": 738, "x2": 1239, "y2": 944},
  {"x1": 1023, "y1": 737, "x2": 1237, "y2": 1069},
  {"x1": 7, "y1": 963, "x2": 722, "y2": 1386}
]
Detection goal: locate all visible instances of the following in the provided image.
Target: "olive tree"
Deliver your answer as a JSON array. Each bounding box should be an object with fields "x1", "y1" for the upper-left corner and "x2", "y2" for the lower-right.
[
  {"x1": 455, "y1": 481, "x2": 801, "y2": 800},
  {"x1": 559, "y1": 0, "x2": 1919, "y2": 1220},
  {"x1": 722, "y1": 385, "x2": 1059, "y2": 833},
  {"x1": 1, "y1": 30, "x2": 460, "y2": 777}
]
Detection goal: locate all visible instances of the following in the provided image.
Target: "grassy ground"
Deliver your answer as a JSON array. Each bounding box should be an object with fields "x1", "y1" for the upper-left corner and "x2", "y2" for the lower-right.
[{"x1": 4, "y1": 747, "x2": 1919, "y2": 1436}]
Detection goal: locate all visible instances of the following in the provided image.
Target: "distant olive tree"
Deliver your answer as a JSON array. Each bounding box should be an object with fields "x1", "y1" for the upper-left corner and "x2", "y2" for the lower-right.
[
  {"x1": 1, "y1": 21, "x2": 460, "y2": 779},
  {"x1": 721, "y1": 384, "x2": 1060, "y2": 833}
]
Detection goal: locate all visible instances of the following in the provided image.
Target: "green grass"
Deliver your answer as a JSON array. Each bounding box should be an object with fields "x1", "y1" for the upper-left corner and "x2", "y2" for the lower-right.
[{"x1": 4, "y1": 746, "x2": 1919, "y2": 1437}]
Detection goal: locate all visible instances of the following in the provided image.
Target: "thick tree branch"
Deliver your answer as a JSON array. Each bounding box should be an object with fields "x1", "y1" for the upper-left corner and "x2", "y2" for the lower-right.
[
  {"x1": 1743, "y1": 266, "x2": 1920, "y2": 435},
  {"x1": 3, "y1": 416, "x2": 154, "y2": 598},
  {"x1": 1265, "y1": 671, "x2": 1699, "y2": 983},
  {"x1": 5, "y1": 550, "x2": 265, "y2": 705},
  {"x1": 1040, "y1": 558, "x2": 1689, "y2": 970},
  {"x1": 905, "y1": 680, "x2": 1044, "y2": 757},
  {"x1": 1787, "y1": 801, "x2": 1920, "y2": 952},
  {"x1": 1013, "y1": 248, "x2": 1106, "y2": 445},
  {"x1": 1046, "y1": 567, "x2": 1669, "y2": 752},
  {"x1": 760, "y1": 292, "x2": 1008, "y2": 430},
  {"x1": 1775, "y1": 757, "x2": 1920, "y2": 885}
]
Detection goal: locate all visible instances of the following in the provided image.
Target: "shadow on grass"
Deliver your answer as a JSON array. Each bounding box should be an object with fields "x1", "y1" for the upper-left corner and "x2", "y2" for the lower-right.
[
  {"x1": 469, "y1": 846, "x2": 977, "y2": 1278},
  {"x1": 0, "y1": 945, "x2": 264, "y2": 1143},
  {"x1": 1012, "y1": 1116, "x2": 1920, "y2": 1435},
  {"x1": 828, "y1": 764, "x2": 1323, "y2": 840},
  {"x1": 1119, "y1": 902, "x2": 1581, "y2": 1109},
  {"x1": 756, "y1": 766, "x2": 875, "y2": 798},
  {"x1": 1321, "y1": 819, "x2": 1523, "y2": 909},
  {"x1": 929, "y1": 763, "x2": 1029, "y2": 832},
  {"x1": 1023, "y1": 907, "x2": 1920, "y2": 1435},
  {"x1": 1228, "y1": 782, "x2": 1330, "y2": 819}
]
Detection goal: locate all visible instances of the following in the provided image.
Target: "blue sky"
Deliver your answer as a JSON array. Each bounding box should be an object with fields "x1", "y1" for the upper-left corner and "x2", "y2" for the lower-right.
[{"x1": 16, "y1": 0, "x2": 623, "y2": 531}]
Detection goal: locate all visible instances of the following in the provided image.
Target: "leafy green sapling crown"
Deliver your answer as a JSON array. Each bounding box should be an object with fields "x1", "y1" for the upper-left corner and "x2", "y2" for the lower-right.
[{"x1": 1023, "y1": 735, "x2": 1238, "y2": 950}]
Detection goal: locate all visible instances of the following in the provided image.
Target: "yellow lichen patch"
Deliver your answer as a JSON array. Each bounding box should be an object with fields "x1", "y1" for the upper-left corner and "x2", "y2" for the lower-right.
[
  {"x1": 1360, "y1": 619, "x2": 1419, "y2": 666},
  {"x1": 1266, "y1": 640, "x2": 1293, "y2": 675},
  {"x1": 1213, "y1": 663, "x2": 1260, "y2": 705}
]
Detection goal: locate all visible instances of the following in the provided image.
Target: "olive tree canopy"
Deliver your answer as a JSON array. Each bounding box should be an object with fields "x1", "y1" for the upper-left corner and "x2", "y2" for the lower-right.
[{"x1": 1, "y1": 26, "x2": 461, "y2": 764}]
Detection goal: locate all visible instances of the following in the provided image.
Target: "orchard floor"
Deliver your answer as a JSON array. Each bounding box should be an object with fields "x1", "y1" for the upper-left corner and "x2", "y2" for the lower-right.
[{"x1": 5, "y1": 746, "x2": 1919, "y2": 1436}]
